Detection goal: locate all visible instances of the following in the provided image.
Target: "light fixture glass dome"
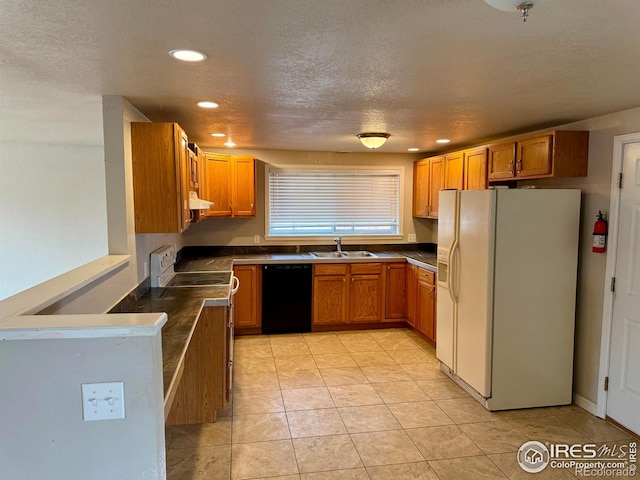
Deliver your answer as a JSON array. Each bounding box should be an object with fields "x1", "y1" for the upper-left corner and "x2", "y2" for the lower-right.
[{"x1": 356, "y1": 133, "x2": 390, "y2": 150}]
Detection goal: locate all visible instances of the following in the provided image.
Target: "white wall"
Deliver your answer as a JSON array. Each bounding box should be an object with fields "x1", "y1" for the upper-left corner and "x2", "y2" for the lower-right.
[
  {"x1": 183, "y1": 149, "x2": 436, "y2": 246},
  {"x1": 38, "y1": 97, "x2": 184, "y2": 314},
  {"x1": 0, "y1": 144, "x2": 108, "y2": 300},
  {"x1": 525, "y1": 107, "x2": 640, "y2": 404},
  {"x1": 0, "y1": 333, "x2": 166, "y2": 480}
]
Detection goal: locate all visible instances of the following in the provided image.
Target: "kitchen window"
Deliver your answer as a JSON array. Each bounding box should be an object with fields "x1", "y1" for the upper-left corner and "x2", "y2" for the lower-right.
[{"x1": 266, "y1": 166, "x2": 402, "y2": 238}]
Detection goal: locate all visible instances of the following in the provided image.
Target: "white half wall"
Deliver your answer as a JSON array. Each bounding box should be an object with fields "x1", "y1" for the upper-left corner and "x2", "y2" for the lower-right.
[{"x1": 0, "y1": 144, "x2": 108, "y2": 300}]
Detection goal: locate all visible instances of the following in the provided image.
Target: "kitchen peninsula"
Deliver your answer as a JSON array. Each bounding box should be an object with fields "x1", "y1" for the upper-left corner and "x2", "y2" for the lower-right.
[{"x1": 0, "y1": 245, "x2": 436, "y2": 479}]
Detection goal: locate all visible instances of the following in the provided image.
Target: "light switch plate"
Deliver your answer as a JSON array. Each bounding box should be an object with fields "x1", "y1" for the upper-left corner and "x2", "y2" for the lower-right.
[
  {"x1": 408, "y1": 234, "x2": 417, "y2": 243},
  {"x1": 253, "y1": 235, "x2": 260, "y2": 244},
  {"x1": 81, "y1": 382, "x2": 125, "y2": 421}
]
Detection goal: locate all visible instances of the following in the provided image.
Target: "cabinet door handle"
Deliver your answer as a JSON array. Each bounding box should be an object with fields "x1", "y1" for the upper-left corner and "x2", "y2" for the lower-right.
[
  {"x1": 250, "y1": 203, "x2": 254, "y2": 213},
  {"x1": 351, "y1": 277, "x2": 355, "y2": 283},
  {"x1": 228, "y1": 203, "x2": 233, "y2": 212}
]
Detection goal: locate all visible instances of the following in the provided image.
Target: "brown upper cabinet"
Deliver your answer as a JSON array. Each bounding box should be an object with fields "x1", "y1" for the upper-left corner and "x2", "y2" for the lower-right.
[
  {"x1": 131, "y1": 122, "x2": 191, "y2": 233},
  {"x1": 443, "y1": 151, "x2": 464, "y2": 190},
  {"x1": 202, "y1": 154, "x2": 256, "y2": 218},
  {"x1": 412, "y1": 156, "x2": 444, "y2": 219},
  {"x1": 488, "y1": 131, "x2": 588, "y2": 182},
  {"x1": 412, "y1": 159, "x2": 430, "y2": 218},
  {"x1": 428, "y1": 156, "x2": 444, "y2": 218},
  {"x1": 463, "y1": 147, "x2": 488, "y2": 190},
  {"x1": 187, "y1": 143, "x2": 201, "y2": 191}
]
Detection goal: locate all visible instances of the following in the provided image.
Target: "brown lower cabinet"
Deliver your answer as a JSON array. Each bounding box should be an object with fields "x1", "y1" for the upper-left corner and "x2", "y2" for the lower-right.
[
  {"x1": 406, "y1": 265, "x2": 437, "y2": 343},
  {"x1": 166, "y1": 306, "x2": 233, "y2": 425},
  {"x1": 313, "y1": 263, "x2": 384, "y2": 325},
  {"x1": 233, "y1": 265, "x2": 261, "y2": 331},
  {"x1": 385, "y1": 263, "x2": 407, "y2": 320}
]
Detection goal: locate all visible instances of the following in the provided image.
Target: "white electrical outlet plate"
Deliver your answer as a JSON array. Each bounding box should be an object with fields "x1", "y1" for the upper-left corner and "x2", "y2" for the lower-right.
[
  {"x1": 253, "y1": 235, "x2": 260, "y2": 244},
  {"x1": 81, "y1": 382, "x2": 125, "y2": 421},
  {"x1": 408, "y1": 234, "x2": 417, "y2": 243}
]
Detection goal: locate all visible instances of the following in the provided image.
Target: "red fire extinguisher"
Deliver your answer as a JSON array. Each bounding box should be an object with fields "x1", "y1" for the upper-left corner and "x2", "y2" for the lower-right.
[{"x1": 592, "y1": 211, "x2": 608, "y2": 253}]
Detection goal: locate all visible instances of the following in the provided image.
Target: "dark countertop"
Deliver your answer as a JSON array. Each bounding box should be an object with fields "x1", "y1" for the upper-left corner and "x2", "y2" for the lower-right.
[
  {"x1": 118, "y1": 285, "x2": 230, "y2": 401},
  {"x1": 119, "y1": 249, "x2": 437, "y2": 408},
  {"x1": 176, "y1": 251, "x2": 437, "y2": 272}
]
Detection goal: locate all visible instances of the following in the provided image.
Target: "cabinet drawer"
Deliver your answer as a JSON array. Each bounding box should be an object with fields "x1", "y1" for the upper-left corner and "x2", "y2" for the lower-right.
[
  {"x1": 350, "y1": 263, "x2": 383, "y2": 275},
  {"x1": 418, "y1": 268, "x2": 435, "y2": 285},
  {"x1": 314, "y1": 264, "x2": 348, "y2": 276}
]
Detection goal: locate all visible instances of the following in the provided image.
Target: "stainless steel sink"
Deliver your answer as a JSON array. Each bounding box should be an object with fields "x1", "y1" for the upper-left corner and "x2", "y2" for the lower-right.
[
  {"x1": 310, "y1": 251, "x2": 377, "y2": 258},
  {"x1": 341, "y1": 251, "x2": 377, "y2": 257},
  {"x1": 310, "y1": 251, "x2": 344, "y2": 258}
]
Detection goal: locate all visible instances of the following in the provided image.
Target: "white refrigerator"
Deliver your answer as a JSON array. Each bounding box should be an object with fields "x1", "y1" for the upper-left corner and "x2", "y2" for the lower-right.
[{"x1": 436, "y1": 188, "x2": 581, "y2": 410}]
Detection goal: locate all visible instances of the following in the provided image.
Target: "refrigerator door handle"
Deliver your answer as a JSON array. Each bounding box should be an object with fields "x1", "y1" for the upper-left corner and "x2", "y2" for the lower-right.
[{"x1": 449, "y1": 238, "x2": 459, "y2": 304}]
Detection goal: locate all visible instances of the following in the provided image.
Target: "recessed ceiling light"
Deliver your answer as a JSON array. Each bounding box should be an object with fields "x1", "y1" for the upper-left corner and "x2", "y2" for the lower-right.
[
  {"x1": 224, "y1": 141, "x2": 236, "y2": 147},
  {"x1": 168, "y1": 49, "x2": 208, "y2": 62},
  {"x1": 436, "y1": 139, "x2": 451, "y2": 144},
  {"x1": 408, "y1": 148, "x2": 420, "y2": 152},
  {"x1": 197, "y1": 101, "x2": 219, "y2": 109},
  {"x1": 211, "y1": 133, "x2": 226, "y2": 137}
]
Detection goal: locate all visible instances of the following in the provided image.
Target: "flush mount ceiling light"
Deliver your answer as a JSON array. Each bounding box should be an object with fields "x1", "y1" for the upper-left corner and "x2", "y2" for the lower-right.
[
  {"x1": 211, "y1": 133, "x2": 226, "y2": 137},
  {"x1": 408, "y1": 148, "x2": 420, "y2": 152},
  {"x1": 224, "y1": 140, "x2": 236, "y2": 147},
  {"x1": 436, "y1": 139, "x2": 451, "y2": 144},
  {"x1": 168, "y1": 49, "x2": 208, "y2": 62},
  {"x1": 197, "y1": 101, "x2": 219, "y2": 108},
  {"x1": 484, "y1": 0, "x2": 546, "y2": 22},
  {"x1": 356, "y1": 133, "x2": 390, "y2": 150}
]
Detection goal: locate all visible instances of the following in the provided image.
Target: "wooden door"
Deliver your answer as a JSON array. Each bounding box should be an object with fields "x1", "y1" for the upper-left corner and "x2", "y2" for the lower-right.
[
  {"x1": 405, "y1": 264, "x2": 417, "y2": 327},
  {"x1": 385, "y1": 263, "x2": 406, "y2": 320},
  {"x1": 464, "y1": 147, "x2": 488, "y2": 190},
  {"x1": 313, "y1": 275, "x2": 348, "y2": 324},
  {"x1": 131, "y1": 122, "x2": 183, "y2": 233},
  {"x1": 428, "y1": 156, "x2": 444, "y2": 218},
  {"x1": 188, "y1": 148, "x2": 199, "y2": 190},
  {"x1": 417, "y1": 280, "x2": 435, "y2": 342},
  {"x1": 516, "y1": 135, "x2": 552, "y2": 178},
  {"x1": 349, "y1": 263, "x2": 384, "y2": 323},
  {"x1": 203, "y1": 154, "x2": 233, "y2": 217},
  {"x1": 444, "y1": 151, "x2": 464, "y2": 190},
  {"x1": 233, "y1": 265, "x2": 260, "y2": 328},
  {"x1": 176, "y1": 127, "x2": 191, "y2": 232},
  {"x1": 488, "y1": 142, "x2": 516, "y2": 181},
  {"x1": 232, "y1": 156, "x2": 256, "y2": 217},
  {"x1": 413, "y1": 159, "x2": 430, "y2": 217},
  {"x1": 166, "y1": 306, "x2": 227, "y2": 425}
]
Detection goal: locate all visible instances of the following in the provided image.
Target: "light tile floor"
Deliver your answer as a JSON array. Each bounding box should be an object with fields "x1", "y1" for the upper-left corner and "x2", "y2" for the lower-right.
[{"x1": 165, "y1": 328, "x2": 633, "y2": 480}]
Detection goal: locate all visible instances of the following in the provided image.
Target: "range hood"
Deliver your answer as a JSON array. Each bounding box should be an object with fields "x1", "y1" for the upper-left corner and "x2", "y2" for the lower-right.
[{"x1": 189, "y1": 191, "x2": 214, "y2": 210}]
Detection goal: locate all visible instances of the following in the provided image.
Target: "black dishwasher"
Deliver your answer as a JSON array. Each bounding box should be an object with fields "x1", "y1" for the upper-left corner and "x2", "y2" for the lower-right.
[{"x1": 262, "y1": 264, "x2": 312, "y2": 334}]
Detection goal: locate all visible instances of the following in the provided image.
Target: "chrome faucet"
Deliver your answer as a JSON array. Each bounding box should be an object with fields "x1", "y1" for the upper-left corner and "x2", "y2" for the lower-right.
[{"x1": 334, "y1": 235, "x2": 343, "y2": 253}]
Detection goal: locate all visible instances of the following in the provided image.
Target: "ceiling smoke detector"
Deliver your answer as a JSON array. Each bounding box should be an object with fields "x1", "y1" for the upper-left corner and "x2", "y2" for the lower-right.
[{"x1": 484, "y1": 0, "x2": 547, "y2": 22}]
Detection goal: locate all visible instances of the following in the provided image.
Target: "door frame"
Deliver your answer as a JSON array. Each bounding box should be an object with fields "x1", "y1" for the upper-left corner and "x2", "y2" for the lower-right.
[{"x1": 596, "y1": 131, "x2": 640, "y2": 419}]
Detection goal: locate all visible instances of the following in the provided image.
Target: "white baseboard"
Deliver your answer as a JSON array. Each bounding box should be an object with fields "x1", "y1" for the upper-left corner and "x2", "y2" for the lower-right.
[{"x1": 573, "y1": 393, "x2": 598, "y2": 416}]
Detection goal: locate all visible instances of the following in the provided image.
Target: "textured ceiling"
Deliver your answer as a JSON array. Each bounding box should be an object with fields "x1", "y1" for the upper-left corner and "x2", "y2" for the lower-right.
[{"x1": 1, "y1": 0, "x2": 639, "y2": 152}]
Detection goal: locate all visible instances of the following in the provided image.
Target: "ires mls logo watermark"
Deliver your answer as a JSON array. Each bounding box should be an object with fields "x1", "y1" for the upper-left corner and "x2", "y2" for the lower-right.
[{"x1": 518, "y1": 440, "x2": 637, "y2": 476}]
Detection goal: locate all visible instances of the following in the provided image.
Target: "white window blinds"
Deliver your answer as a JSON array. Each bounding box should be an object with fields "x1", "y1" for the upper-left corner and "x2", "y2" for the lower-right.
[{"x1": 268, "y1": 168, "x2": 400, "y2": 237}]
